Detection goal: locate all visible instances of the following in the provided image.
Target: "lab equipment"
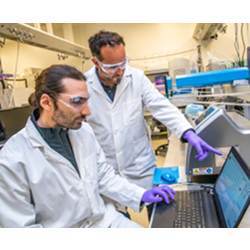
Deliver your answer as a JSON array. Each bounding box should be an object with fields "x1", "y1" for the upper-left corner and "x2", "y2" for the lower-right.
[
  {"x1": 150, "y1": 147, "x2": 250, "y2": 228},
  {"x1": 185, "y1": 106, "x2": 250, "y2": 180},
  {"x1": 167, "y1": 67, "x2": 250, "y2": 89},
  {"x1": 185, "y1": 103, "x2": 204, "y2": 119},
  {"x1": 166, "y1": 66, "x2": 250, "y2": 109},
  {"x1": 183, "y1": 129, "x2": 222, "y2": 161},
  {"x1": 0, "y1": 24, "x2": 90, "y2": 59}
]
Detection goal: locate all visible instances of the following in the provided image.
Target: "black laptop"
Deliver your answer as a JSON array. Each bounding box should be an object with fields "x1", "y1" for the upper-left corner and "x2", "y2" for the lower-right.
[{"x1": 150, "y1": 147, "x2": 250, "y2": 228}]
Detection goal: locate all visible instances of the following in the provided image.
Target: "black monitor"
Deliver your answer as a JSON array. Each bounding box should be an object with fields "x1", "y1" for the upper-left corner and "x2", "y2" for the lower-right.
[
  {"x1": 0, "y1": 120, "x2": 6, "y2": 141},
  {"x1": 0, "y1": 105, "x2": 33, "y2": 140}
]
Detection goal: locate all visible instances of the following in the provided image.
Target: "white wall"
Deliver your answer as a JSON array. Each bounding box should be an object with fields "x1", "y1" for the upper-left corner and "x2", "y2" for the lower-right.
[
  {"x1": 73, "y1": 23, "x2": 250, "y2": 72},
  {"x1": 206, "y1": 23, "x2": 250, "y2": 66},
  {"x1": 1, "y1": 23, "x2": 249, "y2": 78},
  {"x1": 73, "y1": 23, "x2": 198, "y2": 71},
  {"x1": 0, "y1": 39, "x2": 83, "y2": 75}
]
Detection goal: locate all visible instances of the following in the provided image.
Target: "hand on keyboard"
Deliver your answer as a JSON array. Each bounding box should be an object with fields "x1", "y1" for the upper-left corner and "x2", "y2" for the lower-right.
[{"x1": 142, "y1": 185, "x2": 176, "y2": 204}]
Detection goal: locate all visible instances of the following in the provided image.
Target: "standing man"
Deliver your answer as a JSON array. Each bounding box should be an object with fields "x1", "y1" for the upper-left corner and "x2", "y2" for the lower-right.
[
  {"x1": 0, "y1": 64, "x2": 175, "y2": 228},
  {"x1": 85, "y1": 30, "x2": 221, "y2": 191}
]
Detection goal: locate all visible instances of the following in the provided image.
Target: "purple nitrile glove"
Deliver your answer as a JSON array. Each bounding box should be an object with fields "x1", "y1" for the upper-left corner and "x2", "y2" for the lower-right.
[
  {"x1": 183, "y1": 130, "x2": 222, "y2": 161},
  {"x1": 141, "y1": 185, "x2": 176, "y2": 204}
]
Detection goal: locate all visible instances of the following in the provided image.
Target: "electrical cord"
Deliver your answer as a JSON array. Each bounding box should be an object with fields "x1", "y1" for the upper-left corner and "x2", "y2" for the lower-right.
[
  {"x1": 8, "y1": 40, "x2": 20, "y2": 107},
  {"x1": 247, "y1": 24, "x2": 250, "y2": 47},
  {"x1": 241, "y1": 23, "x2": 246, "y2": 66},
  {"x1": 13, "y1": 40, "x2": 20, "y2": 86},
  {"x1": 234, "y1": 23, "x2": 241, "y2": 64}
]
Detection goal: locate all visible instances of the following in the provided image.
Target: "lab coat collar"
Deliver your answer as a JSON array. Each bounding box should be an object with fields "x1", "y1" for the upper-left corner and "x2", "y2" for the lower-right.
[
  {"x1": 26, "y1": 116, "x2": 83, "y2": 151},
  {"x1": 25, "y1": 117, "x2": 82, "y2": 178},
  {"x1": 26, "y1": 112, "x2": 71, "y2": 148},
  {"x1": 25, "y1": 118, "x2": 49, "y2": 148},
  {"x1": 86, "y1": 67, "x2": 111, "y2": 103},
  {"x1": 25, "y1": 117, "x2": 71, "y2": 149}
]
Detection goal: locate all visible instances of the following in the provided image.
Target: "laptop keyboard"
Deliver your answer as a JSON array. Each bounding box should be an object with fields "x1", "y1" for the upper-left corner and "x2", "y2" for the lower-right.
[{"x1": 173, "y1": 190, "x2": 207, "y2": 228}]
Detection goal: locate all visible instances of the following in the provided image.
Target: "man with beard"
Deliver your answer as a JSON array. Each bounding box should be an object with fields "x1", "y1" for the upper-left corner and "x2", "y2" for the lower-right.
[
  {"x1": 84, "y1": 30, "x2": 222, "y2": 218},
  {"x1": 0, "y1": 64, "x2": 176, "y2": 227}
]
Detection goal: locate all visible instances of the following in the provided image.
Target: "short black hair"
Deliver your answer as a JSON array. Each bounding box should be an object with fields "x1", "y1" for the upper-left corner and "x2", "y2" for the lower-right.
[
  {"x1": 29, "y1": 64, "x2": 86, "y2": 110},
  {"x1": 88, "y1": 30, "x2": 125, "y2": 60}
]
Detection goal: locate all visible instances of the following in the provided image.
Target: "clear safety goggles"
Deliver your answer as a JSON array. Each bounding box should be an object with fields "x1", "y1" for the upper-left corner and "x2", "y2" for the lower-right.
[
  {"x1": 96, "y1": 58, "x2": 128, "y2": 75},
  {"x1": 57, "y1": 94, "x2": 89, "y2": 111}
]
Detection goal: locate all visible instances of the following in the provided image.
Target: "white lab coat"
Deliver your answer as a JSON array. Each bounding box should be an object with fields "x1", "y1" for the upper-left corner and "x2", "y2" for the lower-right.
[
  {"x1": 85, "y1": 66, "x2": 192, "y2": 189},
  {"x1": 0, "y1": 118, "x2": 145, "y2": 228}
]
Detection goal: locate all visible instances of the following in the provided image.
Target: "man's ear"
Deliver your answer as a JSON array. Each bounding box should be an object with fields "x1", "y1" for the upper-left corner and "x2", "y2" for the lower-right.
[{"x1": 40, "y1": 93, "x2": 55, "y2": 112}]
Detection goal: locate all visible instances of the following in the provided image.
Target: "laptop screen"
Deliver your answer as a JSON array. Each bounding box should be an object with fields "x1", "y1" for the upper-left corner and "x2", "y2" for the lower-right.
[{"x1": 215, "y1": 148, "x2": 250, "y2": 227}]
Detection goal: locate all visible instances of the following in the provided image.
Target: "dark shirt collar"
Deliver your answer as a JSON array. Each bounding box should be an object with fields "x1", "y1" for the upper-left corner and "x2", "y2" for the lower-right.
[
  {"x1": 95, "y1": 68, "x2": 117, "y2": 102},
  {"x1": 95, "y1": 68, "x2": 116, "y2": 90},
  {"x1": 31, "y1": 109, "x2": 68, "y2": 136}
]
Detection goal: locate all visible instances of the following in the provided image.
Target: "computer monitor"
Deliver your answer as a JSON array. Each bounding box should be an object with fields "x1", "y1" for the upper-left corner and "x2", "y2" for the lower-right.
[
  {"x1": 0, "y1": 120, "x2": 6, "y2": 140},
  {"x1": 0, "y1": 105, "x2": 33, "y2": 140},
  {"x1": 215, "y1": 147, "x2": 250, "y2": 227}
]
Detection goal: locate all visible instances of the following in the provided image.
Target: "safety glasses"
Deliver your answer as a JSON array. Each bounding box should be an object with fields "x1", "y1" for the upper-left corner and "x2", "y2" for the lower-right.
[
  {"x1": 96, "y1": 58, "x2": 128, "y2": 75},
  {"x1": 57, "y1": 94, "x2": 89, "y2": 110}
]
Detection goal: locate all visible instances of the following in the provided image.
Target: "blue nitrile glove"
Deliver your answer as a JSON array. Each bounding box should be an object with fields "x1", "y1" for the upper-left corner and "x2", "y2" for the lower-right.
[
  {"x1": 141, "y1": 185, "x2": 176, "y2": 204},
  {"x1": 183, "y1": 130, "x2": 222, "y2": 161}
]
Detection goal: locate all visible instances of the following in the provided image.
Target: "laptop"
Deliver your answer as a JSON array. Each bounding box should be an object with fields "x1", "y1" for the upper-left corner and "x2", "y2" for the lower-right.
[{"x1": 150, "y1": 147, "x2": 250, "y2": 228}]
